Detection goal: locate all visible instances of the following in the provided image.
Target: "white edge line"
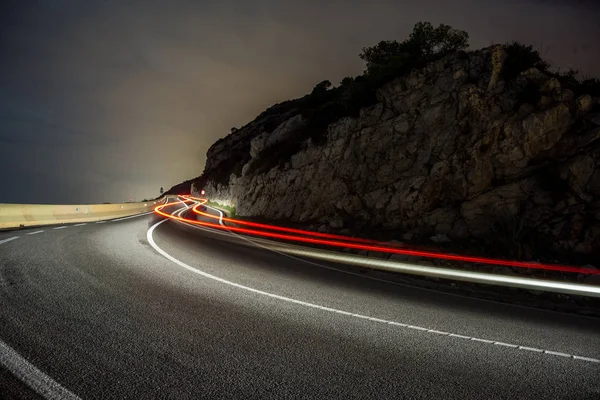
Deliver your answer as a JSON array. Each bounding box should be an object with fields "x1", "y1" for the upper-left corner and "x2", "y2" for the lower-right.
[
  {"x1": 573, "y1": 355, "x2": 600, "y2": 363},
  {"x1": 195, "y1": 204, "x2": 600, "y2": 299},
  {"x1": 544, "y1": 350, "x2": 573, "y2": 358},
  {"x1": 112, "y1": 211, "x2": 155, "y2": 222},
  {"x1": 190, "y1": 203, "x2": 600, "y2": 324},
  {"x1": 518, "y1": 346, "x2": 544, "y2": 353},
  {"x1": 0, "y1": 340, "x2": 81, "y2": 400},
  {"x1": 471, "y1": 338, "x2": 495, "y2": 344},
  {"x1": 494, "y1": 342, "x2": 519, "y2": 348},
  {"x1": 26, "y1": 230, "x2": 44, "y2": 235},
  {"x1": 449, "y1": 334, "x2": 472, "y2": 339},
  {"x1": 0, "y1": 236, "x2": 19, "y2": 245},
  {"x1": 148, "y1": 202, "x2": 600, "y2": 365}
]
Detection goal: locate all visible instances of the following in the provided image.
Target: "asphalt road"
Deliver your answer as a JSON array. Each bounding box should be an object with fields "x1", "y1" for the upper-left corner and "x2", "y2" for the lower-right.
[{"x1": 0, "y1": 200, "x2": 599, "y2": 399}]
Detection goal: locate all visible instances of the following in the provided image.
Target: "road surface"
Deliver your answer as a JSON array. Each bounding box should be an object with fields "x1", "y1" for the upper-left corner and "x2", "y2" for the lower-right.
[{"x1": 0, "y1": 200, "x2": 599, "y2": 399}]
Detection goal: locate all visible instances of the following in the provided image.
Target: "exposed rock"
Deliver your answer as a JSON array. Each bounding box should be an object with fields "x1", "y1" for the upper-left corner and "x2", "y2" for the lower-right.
[
  {"x1": 250, "y1": 132, "x2": 268, "y2": 158},
  {"x1": 576, "y1": 95, "x2": 593, "y2": 115},
  {"x1": 487, "y1": 45, "x2": 506, "y2": 92},
  {"x1": 189, "y1": 45, "x2": 600, "y2": 258},
  {"x1": 521, "y1": 68, "x2": 548, "y2": 84},
  {"x1": 430, "y1": 234, "x2": 452, "y2": 244},
  {"x1": 522, "y1": 104, "x2": 571, "y2": 157},
  {"x1": 329, "y1": 219, "x2": 344, "y2": 229},
  {"x1": 540, "y1": 78, "x2": 561, "y2": 95}
]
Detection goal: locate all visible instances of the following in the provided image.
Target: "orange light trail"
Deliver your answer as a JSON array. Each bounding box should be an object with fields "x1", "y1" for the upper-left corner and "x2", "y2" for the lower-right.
[
  {"x1": 182, "y1": 195, "x2": 377, "y2": 244},
  {"x1": 153, "y1": 197, "x2": 600, "y2": 275}
]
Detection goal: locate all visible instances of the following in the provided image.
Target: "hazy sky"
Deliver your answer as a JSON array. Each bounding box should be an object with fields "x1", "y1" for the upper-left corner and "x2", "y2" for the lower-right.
[{"x1": 1, "y1": 0, "x2": 599, "y2": 204}]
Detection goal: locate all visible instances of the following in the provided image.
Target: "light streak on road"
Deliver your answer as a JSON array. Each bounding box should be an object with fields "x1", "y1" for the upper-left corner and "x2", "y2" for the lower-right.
[{"x1": 153, "y1": 197, "x2": 600, "y2": 276}]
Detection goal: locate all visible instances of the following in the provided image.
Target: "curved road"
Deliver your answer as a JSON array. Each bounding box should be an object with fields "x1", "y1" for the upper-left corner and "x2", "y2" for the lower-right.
[{"x1": 0, "y1": 200, "x2": 599, "y2": 399}]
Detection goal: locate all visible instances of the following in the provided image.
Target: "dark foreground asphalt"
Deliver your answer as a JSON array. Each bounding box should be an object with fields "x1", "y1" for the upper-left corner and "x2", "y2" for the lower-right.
[{"x1": 0, "y1": 201, "x2": 599, "y2": 399}]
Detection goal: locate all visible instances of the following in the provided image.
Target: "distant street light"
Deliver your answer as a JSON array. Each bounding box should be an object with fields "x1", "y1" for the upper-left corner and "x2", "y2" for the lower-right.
[{"x1": 201, "y1": 190, "x2": 205, "y2": 195}]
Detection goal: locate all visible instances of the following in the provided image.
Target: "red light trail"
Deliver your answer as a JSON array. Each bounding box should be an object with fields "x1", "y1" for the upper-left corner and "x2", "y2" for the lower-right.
[
  {"x1": 154, "y1": 197, "x2": 600, "y2": 276},
  {"x1": 182, "y1": 196, "x2": 377, "y2": 244}
]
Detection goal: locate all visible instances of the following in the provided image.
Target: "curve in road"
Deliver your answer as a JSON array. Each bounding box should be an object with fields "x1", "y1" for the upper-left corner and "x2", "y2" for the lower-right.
[{"x1": 0, "y1": 199, "x2": 599, "y2": 399}]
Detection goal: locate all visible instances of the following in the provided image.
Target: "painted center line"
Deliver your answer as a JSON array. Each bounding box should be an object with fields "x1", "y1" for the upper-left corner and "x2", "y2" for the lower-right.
[
  {"x1": 53, "y1": 226, "x2": 67, "y2": 230},
  {"x1": 74, "y1": 223, "x2": 87, "y2": 227},
  {"x1": 0, "y1": 236, "x2": 19, "y2": 245},
  {"x1": 95, "y1": 221, "x2": 106, "y2": 224},
  {"x1": 26, "y1": 230, "x2": 44, "y2": 235}
]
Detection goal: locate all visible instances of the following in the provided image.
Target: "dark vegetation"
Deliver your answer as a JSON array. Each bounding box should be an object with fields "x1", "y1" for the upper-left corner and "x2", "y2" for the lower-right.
[
  {"x1": 204, "y1": 21, "x2": 599, "y2": 186},
  {"x1": 302, "y1": 22, "x2": 470, "y2": 142},
  {"x1": 244, "y1": 22, "x2": 470, "y2": 176},
  {"x1": 502, "y1": 41, "x2": 551, "y2": 81},
  {"x1": 503, "y1": 41, "x2": 600, "y2": 111},
  {"x1": 246, "y1": 23, "x2": 599, "y2": 178}
]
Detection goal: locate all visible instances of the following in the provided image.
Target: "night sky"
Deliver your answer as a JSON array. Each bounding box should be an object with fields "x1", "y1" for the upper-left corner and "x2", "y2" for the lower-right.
[{"x1": 1, "y1": 1, "x2": 599, "y2": 204}]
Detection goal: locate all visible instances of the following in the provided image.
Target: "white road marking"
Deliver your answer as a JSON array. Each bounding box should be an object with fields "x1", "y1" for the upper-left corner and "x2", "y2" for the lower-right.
[
  {"x1": 196, "y1": 204, "x2": 448, "y2": 293},
  {"x1": 148, "y1": 203, "x2": 600, "y2": 365},
  {"x1": 449, "y1": 334, "x2": 471, "y2": 339},
  {"x1": 95, "y1": 221, "x2": 106, "y2": 224},
  {"x1": 428, "y1": 329, "x2": 450, "y2": 335},
  {"x1": 112, "y1": 211, "x2": 154, "y2": 222},
  {"x1": 0, "y1": 236, "x2": 19, "y2": 245},
  {"x1": 544, "y1": 350, "x2": 572, "y2": 357},
  {"x1": 574, "y1": 355, "x2": 600, "y2": 362},
  {"x1": 0, "y1": 339, "x2": 81, "y2": 400},
  {"x1": 53, "y1": 226, "x2": 67, "y2": 230},
  {"x1": 26, "y1": 230, "x2": 44, "y2": 235},
  {"x1": 519, "y1": 346, "x2": 544, "y2": 353},
  {"x1": 407, "y1": 325, "x2": 428, "y2": 332},
  {"x1": 197, "y1": 203, "x2": 600, "y2": 306},
  {"x1": 74, "y1": 223, "x2": 87, "y2": 227},
  {"x1": 494, "y1": 342, "x2": 519, "y2": 348},
  {"x1": 471, "y1": 338, "x2": 495, "y2": 344}
]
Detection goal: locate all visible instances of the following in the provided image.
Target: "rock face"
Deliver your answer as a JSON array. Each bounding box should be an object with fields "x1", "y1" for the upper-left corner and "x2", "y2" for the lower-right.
[{"x1": 192, "y1": 46, "x2": 600, "y2": 257}]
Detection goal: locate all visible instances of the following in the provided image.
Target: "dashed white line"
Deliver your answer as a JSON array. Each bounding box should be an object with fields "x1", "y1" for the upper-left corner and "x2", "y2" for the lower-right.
[
  {"x1": 428, "y1": 329, "x2": 450, "y2": 335},
  {"x1": 26, "y1": 230, "x2": 44, "y2": 235},
  {"x1": 519, "y1": 346, "x2": 544, "y2": 353},
  {"x1": 407, "y1": 325, "x2": 428, "y2": 332},
  {"x1": 112, "y1": 211, "x2": 154, "y2": 222},
  {"x1": 471, "y1": 338, "x2": 495, "y2": 344},
  {"x1": 544, "y1": 350, "x2": 572, "y2": 358},
  {"x1": 95, "y1": 221, "x2": 106, "y2": 224},
  {"x1": 574, "y1": 355, "x2": 600, "y2": 362},
  {"x1": 53, "y1": 226, "x2": 67, "y2": 230},
  {"x1": 449, "y1": 333, "x2": 471, "y2": 340},
  {"x1": 149, "y1": 204, "x2": 600, "y2": 365},
  {"x1": 494, "y1": 342, "x2": 519, "y2": 348},
  {"x1": 0, "y1": 236, "x2": 19, "y2": 245},
  {"x1": 74, "y1": 223, "x2": 87, "y2": 227}
]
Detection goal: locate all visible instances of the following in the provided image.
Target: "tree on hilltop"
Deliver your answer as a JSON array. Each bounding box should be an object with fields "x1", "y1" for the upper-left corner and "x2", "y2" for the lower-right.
[{"x1": 359, "y1": 22, "x2": 469, "y2": 77}]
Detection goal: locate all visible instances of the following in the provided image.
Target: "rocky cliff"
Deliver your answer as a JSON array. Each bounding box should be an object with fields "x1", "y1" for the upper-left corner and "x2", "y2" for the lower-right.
[{"x1": 190, "y1": 45, "x2": 600, "y2": 260}]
